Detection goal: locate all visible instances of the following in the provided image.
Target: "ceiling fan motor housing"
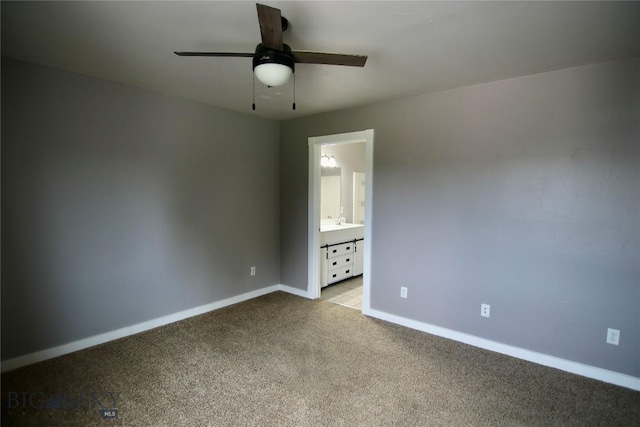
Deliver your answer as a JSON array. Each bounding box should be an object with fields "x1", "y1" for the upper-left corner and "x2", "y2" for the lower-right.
[{"x1": 253, "y1": 43, "x2": 295, "y2": 73}]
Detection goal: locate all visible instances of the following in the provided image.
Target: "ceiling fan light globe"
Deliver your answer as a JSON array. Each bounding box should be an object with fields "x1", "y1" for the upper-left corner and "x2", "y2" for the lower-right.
[{"x1": 254, "y1": 63, "x2": 293, "y2": 87}]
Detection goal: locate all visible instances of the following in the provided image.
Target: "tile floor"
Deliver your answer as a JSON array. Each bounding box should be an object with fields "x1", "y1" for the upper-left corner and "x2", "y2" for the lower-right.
[{"x1": 321, "y1": 275, "x2": 363, "y2": 310}]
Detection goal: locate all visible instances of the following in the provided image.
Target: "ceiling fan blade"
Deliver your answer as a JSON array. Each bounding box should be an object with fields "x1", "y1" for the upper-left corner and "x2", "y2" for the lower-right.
[
  {"x1": 256, "y1": 3, "x2": 283, "y2": 51},
  {"x1": 175, "y1": 52, "x2": 254, "y2": 57},
  {"x1": 292, "y1": 51, "x2": 368, "y2": 67}
]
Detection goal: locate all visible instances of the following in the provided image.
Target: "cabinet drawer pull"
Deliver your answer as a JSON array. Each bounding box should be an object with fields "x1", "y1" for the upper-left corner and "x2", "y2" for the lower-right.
[
  {"x1": 332, "y1": 249, "x2": 337, "y2": 253},
  {"x1": 346, "y1": 270, "x2": 350, "y2": 274},
  {"x1": 346, "y1": 246, "x2": 351, "y2": 251},
  {"x1": 332, "y1": 261, "x2": 337, "y2": 266},
  {"x1": 332, "y1": 273, "x2": 337, "y2": 278},
  {"x1": 346, "y1": 258, "x2": 350, "y2": 262}
]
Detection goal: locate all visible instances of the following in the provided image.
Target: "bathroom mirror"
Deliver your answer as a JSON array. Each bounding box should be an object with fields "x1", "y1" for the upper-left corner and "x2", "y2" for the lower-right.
[{"x1": 321, "y1": 167, "x2": 341, "y2": 219}]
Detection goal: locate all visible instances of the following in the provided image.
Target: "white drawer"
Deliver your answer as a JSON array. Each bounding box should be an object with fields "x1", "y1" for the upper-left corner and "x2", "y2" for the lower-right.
[
  {"x1": 327, "y1": 266, "x2": 354, "y2": 284},
  {"x1": 326, "y1": 242, "x2": 354, "y2": 259},
  {"x1": 326, "y1": 253, "x2": 353, "y2": 270}
]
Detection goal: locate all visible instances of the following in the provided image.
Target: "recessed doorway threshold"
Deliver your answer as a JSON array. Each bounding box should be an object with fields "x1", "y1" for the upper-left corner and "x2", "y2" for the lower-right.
[{"x1": 321, "y1": 276, "x2": 363, "y2": 310}]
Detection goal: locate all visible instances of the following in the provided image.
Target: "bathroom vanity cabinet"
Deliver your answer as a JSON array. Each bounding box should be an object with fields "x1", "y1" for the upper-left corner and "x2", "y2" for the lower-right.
[
  {"x1": 320, "y1": 223, "x2": 364, "y2": 288},
  {"x1": 322, "y1": 241, "x2": 355, "y2": 287},
  {"x1": 353, "y1": 239, "x2": 364, "y2": 276}
]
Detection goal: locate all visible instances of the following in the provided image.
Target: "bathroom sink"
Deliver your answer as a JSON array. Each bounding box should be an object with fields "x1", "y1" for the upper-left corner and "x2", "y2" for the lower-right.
[
  {"x1": 320, "y1": 223, "x2": 363, "y2": 232},
  {"x1": 320, "y1": 223, "x2": 364, "y2": 245}
]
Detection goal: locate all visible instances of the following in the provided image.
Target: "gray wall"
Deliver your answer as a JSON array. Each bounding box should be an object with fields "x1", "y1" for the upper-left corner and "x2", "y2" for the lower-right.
[
  {"x1": 280, "y1": 58, "x2": 640, "y2": 377},
  {"x1": 1, "y1": 58, "x2": 280, "y2": 360}
]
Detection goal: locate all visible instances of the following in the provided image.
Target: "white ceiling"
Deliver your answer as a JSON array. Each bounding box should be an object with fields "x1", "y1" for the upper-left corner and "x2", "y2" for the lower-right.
[{"x1": 2, "y1": 1, "x2": 639, "y2": 121}]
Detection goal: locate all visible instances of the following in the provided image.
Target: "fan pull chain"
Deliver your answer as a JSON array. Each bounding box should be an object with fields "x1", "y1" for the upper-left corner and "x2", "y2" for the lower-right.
[
  {"x1": 292, "y1": 73, "x2": 296, "y2": 111},
  {"x1": 252, "y1": 73, "x2": 256, "y2": 111}
]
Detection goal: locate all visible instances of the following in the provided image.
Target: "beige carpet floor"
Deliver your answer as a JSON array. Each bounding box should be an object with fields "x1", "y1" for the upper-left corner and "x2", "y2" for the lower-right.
[{"x1": 2, "y1": 291, "x2": 639, "y2": 426}]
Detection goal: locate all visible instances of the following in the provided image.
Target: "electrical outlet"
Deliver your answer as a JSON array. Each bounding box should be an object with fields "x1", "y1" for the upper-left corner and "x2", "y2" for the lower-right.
[
  {"x1": 400, "y1": 287, "x2": 408, "y2": 299},
  {"x1": 250, "y1": 266, "x2": 256, "y2": 276},
  {"x1": 481, "y1": 303, "x2": 490, "y2": 318},
  {"x1": 606, "y1": 328, "x2": 620, "y2": 345}
]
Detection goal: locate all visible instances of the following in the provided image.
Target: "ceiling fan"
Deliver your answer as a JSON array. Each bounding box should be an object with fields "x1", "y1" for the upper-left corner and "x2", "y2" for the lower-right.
[{"x1": 175, "y1": 3, "x2": 368, "y2": 109}]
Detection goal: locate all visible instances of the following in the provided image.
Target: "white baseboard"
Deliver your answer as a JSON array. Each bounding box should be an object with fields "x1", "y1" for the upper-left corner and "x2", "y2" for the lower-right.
[
  {"x1": 276, "y1": 283, "x2": 312, "y2": 299},
  {"x1": 1, "y1": 285, "x2": 280, "y2": 373},
  {"x1": 4, "y1": 284, "x2": 637, "y2": 392},
  {"x1": 363, "y1": 307, "x2": 640, "y2": 391}
]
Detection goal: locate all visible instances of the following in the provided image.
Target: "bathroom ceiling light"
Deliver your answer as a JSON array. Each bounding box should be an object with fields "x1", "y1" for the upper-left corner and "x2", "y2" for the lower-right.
[
  {"x1": 321, "y1": 152, "x2": 338, "y2": 168},
  {"x1": 321, "y1": 153, "x2": 330, "y2": 167}
]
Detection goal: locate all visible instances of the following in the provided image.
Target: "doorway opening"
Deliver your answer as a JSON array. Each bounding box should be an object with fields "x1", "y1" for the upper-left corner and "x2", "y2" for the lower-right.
[{"x1": 307, "y1": 129, "x2": 374, "y2": 314}]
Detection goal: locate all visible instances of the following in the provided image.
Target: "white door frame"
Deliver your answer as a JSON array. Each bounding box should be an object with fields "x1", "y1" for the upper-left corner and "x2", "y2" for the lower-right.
[{"x1": 308, "y1": 129, "x2": 374, "y2": 312}]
